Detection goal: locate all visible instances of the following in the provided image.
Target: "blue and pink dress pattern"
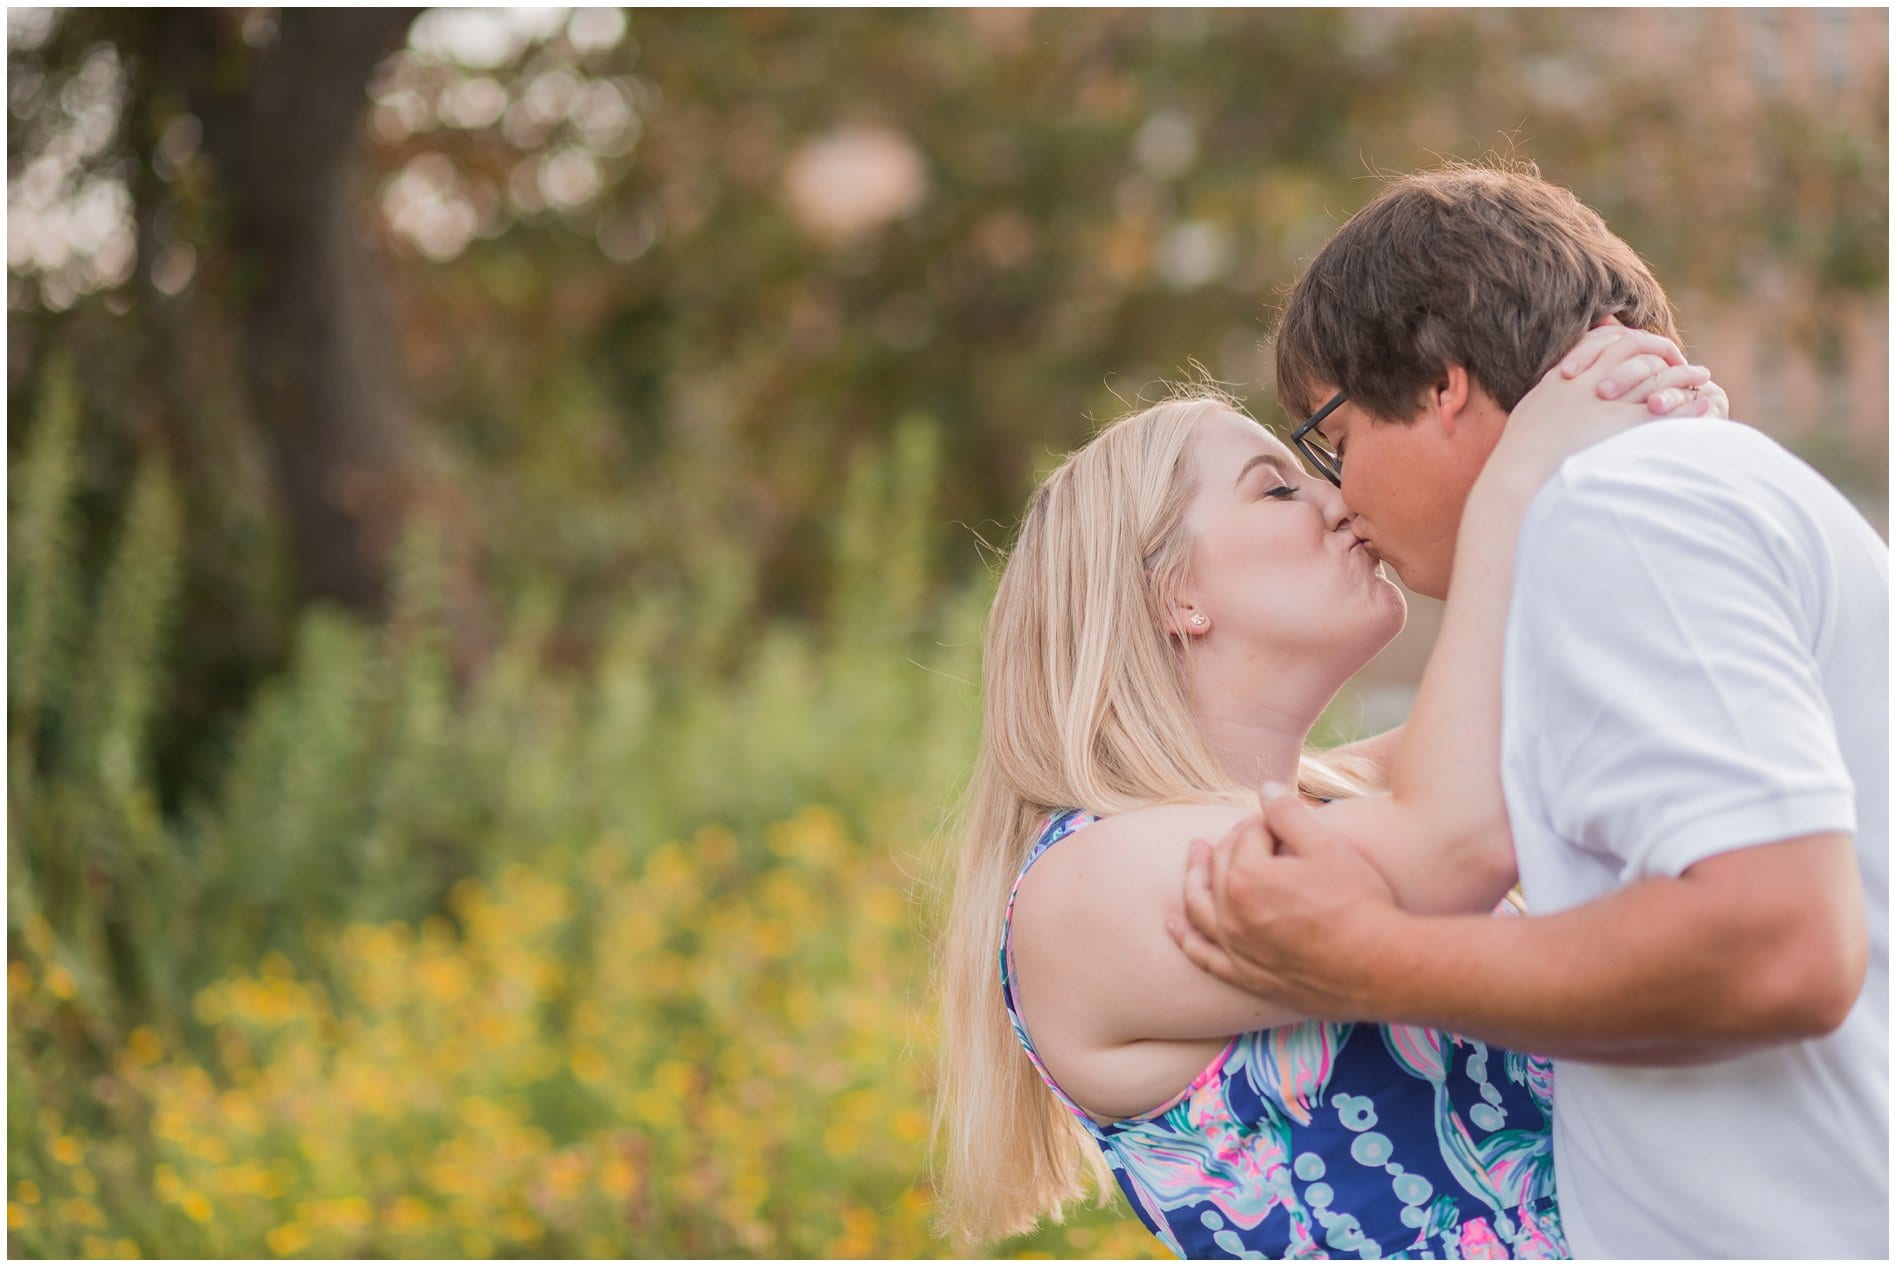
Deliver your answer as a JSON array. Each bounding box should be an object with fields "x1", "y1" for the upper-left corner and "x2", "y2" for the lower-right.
[{"x1": 1000, "y1": 809, "x2": 1566, "y2": 1259}]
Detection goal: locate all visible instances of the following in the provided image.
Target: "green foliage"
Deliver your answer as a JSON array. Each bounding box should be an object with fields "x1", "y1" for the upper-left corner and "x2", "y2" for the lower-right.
[
  {"x1": 68, "y1": 459, "x2": 184, "y2": 805},
  {"x1": 4, "y1": 371, "x2": 1076, "y2": 1257},
  {"x1": 7, "y1": 10, "x2": 1886, "y2": 840},
  {"x1": 8, "y1": 377, "x2": 985, "y2": 997},
  {"x1": 9, "y1": 362, "x2": 189, "y2": 1042},
  {"x1": 8, "y1": 358, "x2": 84, "y2": 784}
]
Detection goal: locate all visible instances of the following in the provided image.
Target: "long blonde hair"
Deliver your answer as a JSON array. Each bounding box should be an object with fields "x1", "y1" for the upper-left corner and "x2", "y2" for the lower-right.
[{"x1": 930, "y1": 391, "x2": 1379, "y2": 1247}]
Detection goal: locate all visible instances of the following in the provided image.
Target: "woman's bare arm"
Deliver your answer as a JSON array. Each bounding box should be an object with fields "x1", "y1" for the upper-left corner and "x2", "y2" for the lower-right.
[
  {"x1": 1322, "y1": 723, "x2": 1406, "y2": 780},
  {"x1": 1329, "y1": 327, "x2": 1712, "y2": 914}
]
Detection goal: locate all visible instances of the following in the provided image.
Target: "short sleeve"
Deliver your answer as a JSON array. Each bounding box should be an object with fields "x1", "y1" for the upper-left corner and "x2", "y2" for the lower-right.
[{"x1": 1510, "y1": 462, "x2": 1857, "y2": 882}]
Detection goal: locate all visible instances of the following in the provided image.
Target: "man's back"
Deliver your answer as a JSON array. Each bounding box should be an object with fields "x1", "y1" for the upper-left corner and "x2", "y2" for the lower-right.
[{"x1": 1499, "y1": 417, "x2": 1888, "y2": 1257}]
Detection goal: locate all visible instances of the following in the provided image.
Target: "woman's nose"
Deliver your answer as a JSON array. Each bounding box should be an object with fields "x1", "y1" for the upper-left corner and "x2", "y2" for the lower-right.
[{"x1": 1312, "y1": 480, "x2": 1354, "y2": 533}]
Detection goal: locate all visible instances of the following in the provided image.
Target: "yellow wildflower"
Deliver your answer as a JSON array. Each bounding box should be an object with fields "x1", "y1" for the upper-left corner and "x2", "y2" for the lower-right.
[
  {"x1": 192, "y1": 984, "x2": 225, "y2": 1025},
  {"x1": 22, "y1": 914, "x2": 53, "y2": 956},
  {"x1": 419, "y1": 956, "x2": 469, "y2": 1005},
  {"x1": 127, "y1": 1025, "x2": 163, "y2": 1064},
  {"x1": 6, "y1": 1203, "x2": 25, "y2": 1230},
  {"x1": 217, "y1": 1161, "x2": 271, "y2": 1198},
  {"x1": 15, "y1": 1180, "x2": 40, "y2": 1205},
  {"x1": 644, "y1": 841, "x2": 696, "y2": 890},
  {"x1": 689, "y1": 822, "x2": 735, "y2": 870},
  {"x1": 752, "y1": 919, "x2": 793, "y2": 957},
  {"x1": 153, "y1": 1109, "x2": 190, "y2": 1146},
  {"x1": 570, "y1": 1043, "x2": 608, "y2": 1083},
  {"x1": 179, "y1": 1191, "x2": 213, "y2": 1224},
  {"x1": 862, "y1": 883, "x2": 905, "y2": 928},
  {"x1": 264, "y1": 1222, "x2": 311, "y2": 1256},
  {"x1": 217, "y1": 1089, "x2": 261, "y2": 1135},
  {"x1": 153, "y1": 1164, "x2": 184, "y2": 1202},
  {"x1": 44, "y1": 963, "x2": 76, "y2": 1000},
  {"x1": 7, "y1": 961, "x2": 30, "y2": 995},
  {"x1": 49, "y1": 1135, "x2": 81, "y2": 1166},
  {"x1": 731, "y1": 1172, "x2": 768, "y2": 1209},
  {"x1": 598, "y1": 1153, "x2": 637, "y2": 1200},
  {"x1": 114, "y1": 1240, "x2": 140, "y2": 1258},
  {"x1": 654, "y1": 1059, "x2": 696, "y2": 1099},
  {"x1": 544, "y1": 1150, "x2": 589, "y2": 1201},
  {"x1": 892, "y1": 1108, "x2": 928, "y2": 1143},
  {"x1": 80, "y1": 1234, "x2": 114, "y2": 1257},
  {"x1": 823, "y1": 1121, "x2": 860, "y2": 1155},
  {"x1": 384, "y1": 1196, "x2": 430, "y2": 1232},
  {"x1": 829, "y1": 1205, "x2": 879, "y2": 1258},
  {"x1": 761, "y1": 867, "x2": 813, "y2": 911},
  {"x1": 262, "y1": 1160, "x2": 295, "y2": 1200},
  {"x1": 330, "y1": 1196, "x2": 373, "y2": 1230},
  {"x1": 58, "y1": 1196, "x2": 103, "y2": 1226}
]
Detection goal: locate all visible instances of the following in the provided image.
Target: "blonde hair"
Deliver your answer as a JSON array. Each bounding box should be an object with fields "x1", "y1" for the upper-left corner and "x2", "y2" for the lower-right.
[{"x1": 930, "y1": 391, "x2": 1380, "y2": 1247}]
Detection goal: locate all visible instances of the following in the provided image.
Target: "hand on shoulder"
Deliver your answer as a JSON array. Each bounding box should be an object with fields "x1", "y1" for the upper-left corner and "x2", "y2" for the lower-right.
[{"x1": 1009, "y1": 801, "x2": 1306, "y2": 1050}]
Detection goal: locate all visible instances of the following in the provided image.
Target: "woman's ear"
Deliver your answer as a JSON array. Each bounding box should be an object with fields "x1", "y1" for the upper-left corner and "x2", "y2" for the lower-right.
[{"x1": 1166, "y1": 603, "x2": 1211, "y2": 640}]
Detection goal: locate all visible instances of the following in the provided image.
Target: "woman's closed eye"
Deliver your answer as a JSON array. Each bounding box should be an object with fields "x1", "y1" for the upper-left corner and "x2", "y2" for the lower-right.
[{"x1": 1261, "y1": 483, "x2": 1300, "y2": 500}]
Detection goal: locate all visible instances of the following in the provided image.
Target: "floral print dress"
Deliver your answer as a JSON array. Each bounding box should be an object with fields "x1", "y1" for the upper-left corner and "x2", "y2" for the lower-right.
[{"x1": 1000, "y1": 809, "x2": 1566, "y2": 1260}]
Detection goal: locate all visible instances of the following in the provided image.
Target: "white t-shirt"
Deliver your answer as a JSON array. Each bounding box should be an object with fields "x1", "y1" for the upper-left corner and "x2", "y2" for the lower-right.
[{"x1": 1498, "y1": 418, "x2": 1888, "y2": 1258}]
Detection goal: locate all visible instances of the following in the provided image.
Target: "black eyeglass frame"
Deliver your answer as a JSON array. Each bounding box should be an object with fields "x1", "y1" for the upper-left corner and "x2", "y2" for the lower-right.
[{"x1": 1291, "y1": 390, "x2": 1348, "y2": 487}]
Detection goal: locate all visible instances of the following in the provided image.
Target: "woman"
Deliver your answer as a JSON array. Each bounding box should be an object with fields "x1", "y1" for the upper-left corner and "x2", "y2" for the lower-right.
[{"x1": 933, "y1": 331, "x2": 1723, "y2": 1257}]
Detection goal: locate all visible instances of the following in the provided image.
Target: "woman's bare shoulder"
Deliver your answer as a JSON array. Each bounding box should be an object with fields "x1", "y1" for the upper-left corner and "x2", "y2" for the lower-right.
[
  {"x1": 1008, "y1": 807, "x2": 1243, "y2": 914},
  {"x1": 1016, "y1": 801, "x2": 1253, "y2": 912},
  {"x1": 1009, "y1": 798, "x2": 1299, "y2": 1054}
]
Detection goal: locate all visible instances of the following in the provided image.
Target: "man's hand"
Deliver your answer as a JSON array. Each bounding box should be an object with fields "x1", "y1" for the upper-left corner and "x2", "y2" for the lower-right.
[{"x1": 1168, "y1": 785, "x2": 1403, "y2": 1021}]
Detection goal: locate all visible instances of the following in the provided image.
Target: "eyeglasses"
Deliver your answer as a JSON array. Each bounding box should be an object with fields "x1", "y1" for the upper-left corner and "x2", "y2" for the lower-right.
[{"x1": 1290, "y1": 390, "x2": 1347, "y2": 487}]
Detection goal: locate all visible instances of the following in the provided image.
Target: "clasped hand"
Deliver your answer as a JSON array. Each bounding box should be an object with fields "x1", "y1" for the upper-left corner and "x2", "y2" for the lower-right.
[{"x1": 1168, "y1": 784, "x2": 1401, "y2": 1020}]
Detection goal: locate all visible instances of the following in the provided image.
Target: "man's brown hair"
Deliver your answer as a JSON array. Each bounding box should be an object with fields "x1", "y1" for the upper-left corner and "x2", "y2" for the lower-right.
[{"x1": 1272, "y1": 161, "x2": 1682, "y2": 423}]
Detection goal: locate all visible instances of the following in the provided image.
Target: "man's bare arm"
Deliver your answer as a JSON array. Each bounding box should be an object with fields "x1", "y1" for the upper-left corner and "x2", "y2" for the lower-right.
[{"x1": 1174, "y1": 810, "x2": 1866, "y2": 1062}]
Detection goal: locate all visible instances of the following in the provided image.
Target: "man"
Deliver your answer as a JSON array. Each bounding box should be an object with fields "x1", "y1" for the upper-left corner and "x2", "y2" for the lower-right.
[{"x1": 1171, "y1": 164, "x2": 1888, "y2": 1257}]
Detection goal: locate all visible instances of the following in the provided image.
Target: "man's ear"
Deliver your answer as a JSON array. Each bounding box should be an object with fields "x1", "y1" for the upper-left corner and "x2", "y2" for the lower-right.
[{"x1": 1432, "y1": 365, "x2": 1475, "y2": 437}]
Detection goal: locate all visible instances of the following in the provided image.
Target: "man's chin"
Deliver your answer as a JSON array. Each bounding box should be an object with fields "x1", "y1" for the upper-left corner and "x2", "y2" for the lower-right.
[{"x1": 1388, "y1": 557, "x2": 1447, "y2": 602}]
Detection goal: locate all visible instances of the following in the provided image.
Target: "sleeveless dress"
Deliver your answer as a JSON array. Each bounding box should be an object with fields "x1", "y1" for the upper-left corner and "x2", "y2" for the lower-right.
[{"x1": 1000, "y1": 809, "x2": 1567, "y2": 1260}]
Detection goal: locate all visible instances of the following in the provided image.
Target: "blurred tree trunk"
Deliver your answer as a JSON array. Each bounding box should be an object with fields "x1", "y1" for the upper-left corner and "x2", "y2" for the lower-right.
[{"x1": 181, "y1": 8, "x2": 423, "y2": 617}]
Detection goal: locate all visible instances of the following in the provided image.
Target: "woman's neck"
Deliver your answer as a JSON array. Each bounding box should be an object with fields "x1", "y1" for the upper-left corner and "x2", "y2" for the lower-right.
[{"x1": 1190, "y1": 692, "x2": 1322, "y2": 792}]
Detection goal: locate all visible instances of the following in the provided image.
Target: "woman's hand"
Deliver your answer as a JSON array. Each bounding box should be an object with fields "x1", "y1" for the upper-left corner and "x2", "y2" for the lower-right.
[
  {"x1": 1569, "y1": 319, "x2": 1730, "y2": 420},
  {"x1": 1481, "y1": 326, "x2": 1715, "y2": 504}
]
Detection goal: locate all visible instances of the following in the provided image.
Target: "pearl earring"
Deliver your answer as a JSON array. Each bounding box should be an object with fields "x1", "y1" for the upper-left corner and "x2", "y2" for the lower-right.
[{"x1": 1189, "y1": 612, "x2": 1208, "y2": 628}]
